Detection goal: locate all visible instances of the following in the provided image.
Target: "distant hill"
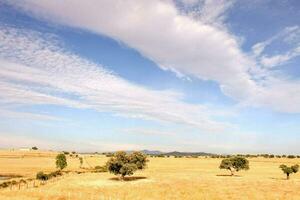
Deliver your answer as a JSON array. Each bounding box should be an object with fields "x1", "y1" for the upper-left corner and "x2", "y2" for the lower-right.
[
  {"x1": 141, "y1": 150, "x2": 214, "y2": 156},
  {"x1": 100, "y1": 150, "x2": 214, "y2": 156},
  {"x1": 141, "y1": 150, "x2": 164, "y2": 155},
  {"x1": 163, "y1": 151, "x2": 214, "y2": 156}
]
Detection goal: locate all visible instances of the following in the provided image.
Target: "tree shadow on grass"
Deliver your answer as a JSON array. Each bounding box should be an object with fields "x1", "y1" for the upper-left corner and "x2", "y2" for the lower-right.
[
  {"x1": 109, "y1": 176, "x2": 147, "y2": 182},
  {"x1": 216, "y1": 174, "x2": 241, "y2": 177}
]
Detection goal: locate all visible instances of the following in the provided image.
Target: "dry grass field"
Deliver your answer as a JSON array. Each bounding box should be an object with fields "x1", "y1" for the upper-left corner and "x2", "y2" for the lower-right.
[{"x1": 0, "y1": 150, "x2": 300, "y2": 200}]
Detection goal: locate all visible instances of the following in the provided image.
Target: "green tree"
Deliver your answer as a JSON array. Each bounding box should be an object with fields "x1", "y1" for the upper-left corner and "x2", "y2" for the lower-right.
[
  {"x1": 32, "y1": 146, "x2": 38, "y2": 150},
  {"x1": 219, "y1": 156, "x2": 249, "y2": 176},
  {"x1": 279, "y1": 164, "x2": 299, "y2": 179},
  {"x1": 56, "y1": 153, "x2": 67, "y2": 170},
  {"x1": 106, "y1": 151, "x2": 148, "y2": 180}
]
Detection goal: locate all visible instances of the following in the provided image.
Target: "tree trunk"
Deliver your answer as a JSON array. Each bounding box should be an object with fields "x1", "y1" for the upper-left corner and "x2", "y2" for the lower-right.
[
  {"x1": 230, "y1": 169, "x2": 234, "y2": 176},
  {"x1": 287, "y1": 173, "x2": 290, "y2": 180}
]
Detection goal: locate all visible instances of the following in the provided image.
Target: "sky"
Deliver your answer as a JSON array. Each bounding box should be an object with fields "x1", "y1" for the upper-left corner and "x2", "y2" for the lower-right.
[{"x1": 0, "y1": 0, "x2": 300, "y2": 154}]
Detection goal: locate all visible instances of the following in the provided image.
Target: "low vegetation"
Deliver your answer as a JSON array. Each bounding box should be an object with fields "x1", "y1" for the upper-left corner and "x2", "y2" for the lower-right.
[{"x1": 1, "y1": 150, "x2": 300, "y2": 199}]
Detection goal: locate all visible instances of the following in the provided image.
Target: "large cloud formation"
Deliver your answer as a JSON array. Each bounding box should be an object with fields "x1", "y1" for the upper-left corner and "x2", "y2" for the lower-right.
[
  {"x1": 0, "y1": 26, "x2": 231, "y2": 132},
  {"x1": 4, "y1": 0, "x2": 300, "y2": 113}
]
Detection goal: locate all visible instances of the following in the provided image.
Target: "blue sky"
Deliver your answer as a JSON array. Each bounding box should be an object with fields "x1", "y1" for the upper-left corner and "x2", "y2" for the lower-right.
[{"x1": 0, "y1": 0, "x2": 300, "y2": 154}]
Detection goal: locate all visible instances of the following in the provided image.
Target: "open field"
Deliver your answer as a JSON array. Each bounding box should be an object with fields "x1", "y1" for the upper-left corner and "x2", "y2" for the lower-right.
[{"x1": 0, "y1": 151, "x2": 300, "y2": 200}]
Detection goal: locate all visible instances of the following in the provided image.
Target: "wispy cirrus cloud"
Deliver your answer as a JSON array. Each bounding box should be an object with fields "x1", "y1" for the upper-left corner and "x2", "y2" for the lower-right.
[
  {"x1": 252, "y1": 26, "x2": 300, "y2": 68},
  {"x1": 0, "y1": 25, "x2": 231, "y2": 132}
]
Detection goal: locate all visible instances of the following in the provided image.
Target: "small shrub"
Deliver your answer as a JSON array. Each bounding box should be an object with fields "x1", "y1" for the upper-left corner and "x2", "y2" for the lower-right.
[
  {"x1": 0, "y1": 181, "x2": 10, "y2": 188},
  {"x1": 94, "y1": 165, "x2": 108, "y2": 172},
  {"x1": 32, "y1": 146, "x2": 38, "y2": 150},
  {"x1": 36, "y1": 172, "x2": 48, "y2": 181},
  {"x1": 48, "y1": 170, "x2": 62, "y2": 178}
]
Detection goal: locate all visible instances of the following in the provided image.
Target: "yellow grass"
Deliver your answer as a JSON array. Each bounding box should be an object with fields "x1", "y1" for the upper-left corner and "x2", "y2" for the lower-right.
[{"x1": 0, "y1": 150, "x2": 300, "y2": 200}]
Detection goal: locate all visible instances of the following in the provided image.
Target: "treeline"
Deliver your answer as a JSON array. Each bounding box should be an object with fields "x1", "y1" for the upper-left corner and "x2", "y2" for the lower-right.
[{"x1": 139, "y1": 154, "x2": 300, "y2": 159}]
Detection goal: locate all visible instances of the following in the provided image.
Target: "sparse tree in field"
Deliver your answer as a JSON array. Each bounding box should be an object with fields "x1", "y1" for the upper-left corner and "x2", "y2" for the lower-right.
[
  {"x1": 56, "y1": 153, "x2": 67, "y2": 170},
  {"x1": 219, "y1": 156, "x2": 249, "y2": 176},
  {"x1": 279, "y1": 164, "x2": 299, "y2": 179},
  {"x1": 32, "y1": 146, "x2": 38, "y2": 150},
  {"x1": 79, "y1": 157, "x2": 83, "y2": 168},
  {"x1": 106, "y1": 151, "x2": 148, "y2": 180},
  {"x1": 287, "y1": 155, "x2": 296, "y2": 159}
]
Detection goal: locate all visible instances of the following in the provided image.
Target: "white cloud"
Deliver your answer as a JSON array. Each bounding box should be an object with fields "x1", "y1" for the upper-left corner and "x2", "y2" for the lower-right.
[
  {"x1": 251, "y1": 26, "x2": 300, "y2": 68},
  {"x1": 122, "y1": 128, "x2": 175, "y2": 136},
  {"x1": 260, "y1": 47, "x2": 300, "y2": 68},
  {"x1": 0, "y1": 25, "x2": 230, "y2": 132},
  {"x1": 4, "y1": 0, "x2": 300, "y2": 114},
  {"x1": 0, "y1": 109, "x2": 60, "y2": 121},
  {"x1": 9, "y1": 0, "x2": 256, "y2": 101}
]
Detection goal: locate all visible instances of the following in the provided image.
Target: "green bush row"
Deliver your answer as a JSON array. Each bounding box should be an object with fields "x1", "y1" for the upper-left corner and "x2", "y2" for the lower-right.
[{"x1": 36, "y1": 170, "x2": 63, "y2": 181}]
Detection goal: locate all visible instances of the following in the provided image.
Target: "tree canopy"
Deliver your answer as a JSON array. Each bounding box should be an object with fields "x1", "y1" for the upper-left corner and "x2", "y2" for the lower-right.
[
  {"x1": 106, "y1": 151, "x2": 148, "y2": 180},
  {"x1": 219, "y1": 156, "x2": 249, "y2": 176},
  {"x1": 56, "y1": 153, "x2": 67, "y2": 170},
  {"x1": 279, "y1": 164, "x2": 299, "y2": 179}
]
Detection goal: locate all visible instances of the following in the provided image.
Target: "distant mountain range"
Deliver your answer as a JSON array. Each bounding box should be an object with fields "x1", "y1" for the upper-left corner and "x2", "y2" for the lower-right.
[
  {"x1": 97, "y1": 149, "x2": 215, "y2": 156},
  {"x1": 141, "y1": 150, "x2": 214, "y2": 156}
]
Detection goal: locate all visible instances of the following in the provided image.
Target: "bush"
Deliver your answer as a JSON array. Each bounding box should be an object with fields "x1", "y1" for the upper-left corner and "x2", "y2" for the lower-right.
[
  {"x1": 94, "y1": 165, "x2": 108, "y2": 173},
  {"x1": 0, "y1": 181, "x2": 10, "y2": 188},
  {"x1": 36, "y1": 172, "x2": 49, "y2": 181},
  {"x1": 48, "y1": 170, "x2": 62, "y2": 178}
]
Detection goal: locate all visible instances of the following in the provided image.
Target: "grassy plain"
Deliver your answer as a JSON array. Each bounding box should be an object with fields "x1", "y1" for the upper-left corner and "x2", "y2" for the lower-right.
[{"x1": 0, "y1": 150, "x2": 300, "y2": 200}]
